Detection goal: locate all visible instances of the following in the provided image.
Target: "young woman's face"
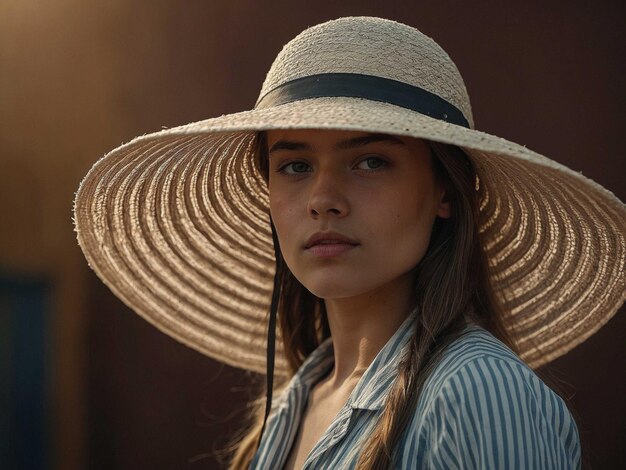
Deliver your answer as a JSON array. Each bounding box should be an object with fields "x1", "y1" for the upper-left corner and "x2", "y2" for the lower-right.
[{"x1": 267, "y1": 129, "x2": 450, "y2": 300}]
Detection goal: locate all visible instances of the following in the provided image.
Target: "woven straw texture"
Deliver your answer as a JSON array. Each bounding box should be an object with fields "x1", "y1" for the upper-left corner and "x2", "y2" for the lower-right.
[{"x1": 74, "y1": 17, "x2": 625, "y2": 376}]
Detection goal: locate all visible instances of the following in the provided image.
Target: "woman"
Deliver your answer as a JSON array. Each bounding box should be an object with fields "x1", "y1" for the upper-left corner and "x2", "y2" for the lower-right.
[{"x1": 74, "y1": 17, "x2": 625, "y2": 469}]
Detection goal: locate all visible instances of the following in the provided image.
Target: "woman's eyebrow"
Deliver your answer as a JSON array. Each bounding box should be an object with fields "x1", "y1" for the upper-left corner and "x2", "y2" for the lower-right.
[
  {"x1": 335, "y1": 133, "x2": 406, "y2": 150},
  {"x1": 269, "y1": 133, "x2": 405, "y2": 155},
  {"x1": 269, "y1": 140, "x2": 312, "y2": 154}
]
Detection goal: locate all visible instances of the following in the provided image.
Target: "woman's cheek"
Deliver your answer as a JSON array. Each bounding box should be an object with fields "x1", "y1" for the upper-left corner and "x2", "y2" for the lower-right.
[{"x1": 269, "y1": 192, "x2": 300, "y2": 251}]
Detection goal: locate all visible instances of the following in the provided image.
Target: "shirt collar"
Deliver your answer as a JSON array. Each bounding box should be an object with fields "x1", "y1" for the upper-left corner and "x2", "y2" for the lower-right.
[
  {"x1": 271, "y1": 335, "x2": 334, "y2": 413},
  {"x1": 349, "y1": 309, "x2": 416, "y2": 410},
  {"x1": 281, "y1": 308, "x2": 417, "y2": 412}
]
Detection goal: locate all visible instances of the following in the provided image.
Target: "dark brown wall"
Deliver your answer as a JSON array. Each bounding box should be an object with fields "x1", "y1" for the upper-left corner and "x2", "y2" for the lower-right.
[{"x1": 1, "y1": 1, "x2": 624, "y2": 469}]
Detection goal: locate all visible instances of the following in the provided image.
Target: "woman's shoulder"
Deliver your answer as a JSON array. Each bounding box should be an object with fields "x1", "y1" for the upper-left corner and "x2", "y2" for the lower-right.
[
  {"x1": 433, "y1": 325, "x2": 580, "y2": 426},
  {"x1": 397, "y1": 326, "x2": 581, "y2": 469},
  {"x1": 423, "y1": 325, "x2": 543, "y2": 395}
]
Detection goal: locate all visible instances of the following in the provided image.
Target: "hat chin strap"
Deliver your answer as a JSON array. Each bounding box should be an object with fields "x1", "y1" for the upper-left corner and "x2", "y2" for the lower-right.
[{"x1": 257, "y1": 219, "x2": 282, "y2": 450}]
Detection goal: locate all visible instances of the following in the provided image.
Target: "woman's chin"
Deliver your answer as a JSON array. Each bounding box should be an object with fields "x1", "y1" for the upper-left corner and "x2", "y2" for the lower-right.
[{"x1": 299, "y1": 277, "x2": 371, "y2": 300}]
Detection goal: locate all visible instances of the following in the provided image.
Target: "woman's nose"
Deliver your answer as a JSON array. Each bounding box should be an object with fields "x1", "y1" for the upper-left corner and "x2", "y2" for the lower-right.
[{"x1": 306, "y1": 169, "x2": 350, "y2": 218}]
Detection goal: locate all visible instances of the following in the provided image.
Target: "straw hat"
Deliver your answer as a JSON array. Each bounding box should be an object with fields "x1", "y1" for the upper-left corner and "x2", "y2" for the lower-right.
[{"x1": 74, "y1": 16, "x2": 625, "y2": 376}]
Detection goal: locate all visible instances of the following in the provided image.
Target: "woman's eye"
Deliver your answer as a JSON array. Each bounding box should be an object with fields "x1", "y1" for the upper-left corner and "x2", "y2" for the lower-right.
[
  {"x1": 356, "y1": 156, "x2": 388, "y2": 171},
  {"x1": 278, "y1": 161, "x2": 311, "y2": 174}
]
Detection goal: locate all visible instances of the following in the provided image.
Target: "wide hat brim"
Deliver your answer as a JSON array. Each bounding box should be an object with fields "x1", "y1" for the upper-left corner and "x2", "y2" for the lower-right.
[{"x1": 74, "y1": 95, "x2": 626, "y2": 376}]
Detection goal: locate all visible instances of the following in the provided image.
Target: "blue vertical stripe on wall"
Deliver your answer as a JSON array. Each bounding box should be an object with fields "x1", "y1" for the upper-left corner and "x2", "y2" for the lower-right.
[{"x1": 0, "y1": 274, "x2": 50, "y2": 470}]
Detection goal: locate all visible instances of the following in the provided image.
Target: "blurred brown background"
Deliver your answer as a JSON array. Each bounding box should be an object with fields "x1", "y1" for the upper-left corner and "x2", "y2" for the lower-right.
[{"x1": 1, "y1": 1, "x2": 624, "y2": 469}]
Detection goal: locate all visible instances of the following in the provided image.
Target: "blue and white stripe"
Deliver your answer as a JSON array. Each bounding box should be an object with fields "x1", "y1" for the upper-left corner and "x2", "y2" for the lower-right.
[{"x1": 250, "y1": 314, "x2": 581, "y2": 469}]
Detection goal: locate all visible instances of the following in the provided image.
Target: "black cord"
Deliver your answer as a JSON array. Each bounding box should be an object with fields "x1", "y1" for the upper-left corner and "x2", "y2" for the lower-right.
[{"x1": 256, "y1": 219, "x2": 282, "y2": 450}]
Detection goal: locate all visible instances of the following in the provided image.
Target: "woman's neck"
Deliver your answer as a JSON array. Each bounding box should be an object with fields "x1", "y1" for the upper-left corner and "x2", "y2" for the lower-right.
[{"x1": 322, "y1": 270, "x2": 416, "y2": 390}]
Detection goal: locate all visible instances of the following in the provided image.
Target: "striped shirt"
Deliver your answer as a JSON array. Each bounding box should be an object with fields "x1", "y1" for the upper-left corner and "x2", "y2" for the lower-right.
[{"x1": 251, "y1": 314, "x2": 581, "y2": 469}]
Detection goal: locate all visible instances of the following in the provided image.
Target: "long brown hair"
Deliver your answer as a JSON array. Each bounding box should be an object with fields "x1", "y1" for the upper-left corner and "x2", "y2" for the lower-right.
[{"x1": 227, "y1": 132, "x2": 515, "y2": 469}]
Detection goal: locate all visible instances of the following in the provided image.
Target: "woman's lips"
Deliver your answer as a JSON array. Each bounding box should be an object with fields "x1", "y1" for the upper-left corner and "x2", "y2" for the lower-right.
[
  {"x1": 305, "y1": 242, "x2": 358, "y2": 258},
  {"x1": 304, "y1": 231, "x2": 359, "y2": 249},
  {"x1": 303, "y1": 230, "x2": 360, "y2": 257}
]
